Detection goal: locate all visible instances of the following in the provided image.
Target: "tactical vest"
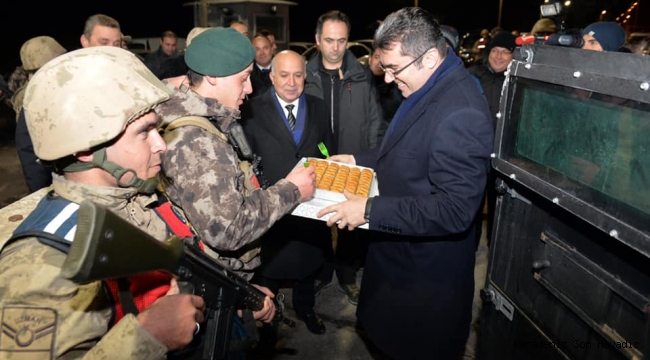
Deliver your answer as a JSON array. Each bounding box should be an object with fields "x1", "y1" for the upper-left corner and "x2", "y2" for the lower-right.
[
  {"x1": 161, "y1": 116, "x2": 261, "y2": 195},
  {"x1": 160, "y1": 116, "x2": 262, "y2": 264},
  {"x1": 6, "y1": 194, "x2": 172, "y2": 327}
]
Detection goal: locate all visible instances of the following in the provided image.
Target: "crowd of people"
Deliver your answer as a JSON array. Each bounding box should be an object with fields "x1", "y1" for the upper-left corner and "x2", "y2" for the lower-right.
[{"x1": 0, "y1": 5, "x2": 642, "y2": 360}]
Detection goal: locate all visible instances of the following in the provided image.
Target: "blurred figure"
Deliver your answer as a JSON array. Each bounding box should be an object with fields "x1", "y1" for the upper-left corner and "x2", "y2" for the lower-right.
[
  {"x1": 469, "y1": 31, "x2": 516, "y2": 247},
  {"x1": 144, "y1": 30, "x2": 178, "y2": 78},
  {"x1": 530, "y1": 18, "x2": 557, "y2": 36},
  {"x1": 80, "y1": 14, "x2": 122, "y2": 48},
  {"x1": 158, "y1": 27, "x2": 209, "y2": 80},
  {"x1": 249, "y1": 34, "x2": 274, "y2": 98},
  {"x1": 229, "y1": 20, "x2": 250, "y2": 38},
  {"x1": 440, "y1": 24, "x2": 460, "y2": 51},
  {"x1": 258, "y1": 29, "x2": 278, "y2": 54},
  {"x1": 581, "y1": 21, "x2": 626, "y2": 52},
  {"x1": 13, "y1": 36, "x2": 67, "y2": 193},
  {"x1": 366, "y1": 46, "x2": 402, "y2": 124}
]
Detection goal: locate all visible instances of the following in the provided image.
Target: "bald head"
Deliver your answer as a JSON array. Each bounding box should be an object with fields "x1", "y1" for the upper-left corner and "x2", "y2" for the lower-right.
[{"x1": 271, "y1": 50, "x2": 305, "y2": 103}]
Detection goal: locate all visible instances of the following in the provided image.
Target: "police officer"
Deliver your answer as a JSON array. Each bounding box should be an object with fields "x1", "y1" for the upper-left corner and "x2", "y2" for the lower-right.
[
  {"x1": 156, "y1": 27, "x2": 316, "y2": 281},
  {"x1": 0, "y1": 47, "x2": 205, "y2": 359}
]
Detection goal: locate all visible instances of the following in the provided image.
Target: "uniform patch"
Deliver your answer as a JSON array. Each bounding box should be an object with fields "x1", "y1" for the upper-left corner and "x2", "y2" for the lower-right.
[{"x1": 1, "y1": 306, "x2": 56, "y2": 359}]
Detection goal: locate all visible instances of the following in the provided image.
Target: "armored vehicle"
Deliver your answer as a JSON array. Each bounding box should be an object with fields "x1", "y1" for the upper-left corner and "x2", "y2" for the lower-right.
[{"x1": 479, "y1": 44, "x2": 650, "y2": 359}]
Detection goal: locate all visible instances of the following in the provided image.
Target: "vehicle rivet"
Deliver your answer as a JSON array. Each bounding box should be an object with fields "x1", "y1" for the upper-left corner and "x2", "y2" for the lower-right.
[
  {"x1": 552, "y1": 197, "x2": 559, "y2": 204},
  {"x1": 609, "y1": 230, "x2": 618, "y2": 238},
  {"x1": 490, "y1": 153, "x2": 496, "y2": 158},
  {"x1": 525, "y1": 64, "x2": 532, "y2": 69},
  {"x1": 641, "y1": 82, "x2": 649, "y2": 91},
  {"x1": 509, "y1": 174, "x2": 516, "y2": 179},
  {"x1": 496, "y1": 112, "x2": 502, "y2": 119},
  {"x1": 573, "y1": 71, "x2": 581, "y2": 78}
]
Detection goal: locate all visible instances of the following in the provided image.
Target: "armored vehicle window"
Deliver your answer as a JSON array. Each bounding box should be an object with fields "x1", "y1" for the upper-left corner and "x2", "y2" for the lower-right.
[{"x1": 501, "y1": 78, "x2": 650, "y2": 233}]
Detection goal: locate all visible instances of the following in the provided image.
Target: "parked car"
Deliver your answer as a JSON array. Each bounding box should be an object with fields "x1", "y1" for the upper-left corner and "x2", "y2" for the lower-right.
[{"x1": 288, "y1": 41, "x2": 315, "y2": 54}]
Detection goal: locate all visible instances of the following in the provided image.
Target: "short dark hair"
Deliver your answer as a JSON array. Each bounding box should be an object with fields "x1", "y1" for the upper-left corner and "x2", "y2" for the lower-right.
[
  {"x1": 257, "y1": 29, "x2": 274, "y2": 38},
  {"x1": 83, "y1": 14, "x2": 120, "y2": 39},
  {"x1": 316, "y1": 10, "x2": 351, "y2": 37},
  {"x1": 374, "y1": 7, "x2": 446, "y2": 62},
  {"x1": 161, "y1": 30, "x2": 178, "y2": 40}
]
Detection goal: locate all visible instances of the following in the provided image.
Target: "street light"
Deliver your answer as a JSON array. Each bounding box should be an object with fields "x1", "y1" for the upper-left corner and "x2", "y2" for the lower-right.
[{"x1": 498, "y1": 0, "x2": 503, "y2": 27}]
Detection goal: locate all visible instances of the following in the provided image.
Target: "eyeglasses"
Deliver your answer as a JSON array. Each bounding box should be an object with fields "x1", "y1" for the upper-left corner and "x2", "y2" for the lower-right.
[{"x1": 379, "y1": 48, "x2": 432, "y2": 77}]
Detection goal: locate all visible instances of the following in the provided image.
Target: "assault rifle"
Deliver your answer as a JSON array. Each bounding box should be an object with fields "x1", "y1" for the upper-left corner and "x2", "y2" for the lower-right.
[{"x1": 60, "y1": 200, "x2": 293, "y2": 360}]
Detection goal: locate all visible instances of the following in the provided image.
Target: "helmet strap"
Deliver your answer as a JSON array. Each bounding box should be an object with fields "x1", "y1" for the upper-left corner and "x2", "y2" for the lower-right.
[{"x1": 62, "y1": 148, "x2": 159, "y2": 194}]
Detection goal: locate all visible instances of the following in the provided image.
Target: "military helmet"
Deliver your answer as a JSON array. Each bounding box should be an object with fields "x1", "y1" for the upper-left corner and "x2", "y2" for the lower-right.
[
  {"x1": 24, "y1": 46, "x2": 172, "y2": 161},
  {"x1": 20, "y1": 36, "x2": 66, "y2": 71}
]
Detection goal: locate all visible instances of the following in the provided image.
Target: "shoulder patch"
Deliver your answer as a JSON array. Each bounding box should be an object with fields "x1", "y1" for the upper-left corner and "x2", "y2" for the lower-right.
[{"x1": 1, "y1": 306, "x2": 56, "y2": 359}]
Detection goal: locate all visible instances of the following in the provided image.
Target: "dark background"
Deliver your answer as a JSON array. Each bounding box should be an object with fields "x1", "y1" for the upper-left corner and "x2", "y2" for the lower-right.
[{"x1": 1, "y1": 0, "x2": 647, "y2": 76}]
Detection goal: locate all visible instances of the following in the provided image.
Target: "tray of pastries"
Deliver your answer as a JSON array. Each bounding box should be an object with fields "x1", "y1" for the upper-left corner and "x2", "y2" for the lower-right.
[{"x1": 291, "y1": 157, "x2": 378, "y2": 229}]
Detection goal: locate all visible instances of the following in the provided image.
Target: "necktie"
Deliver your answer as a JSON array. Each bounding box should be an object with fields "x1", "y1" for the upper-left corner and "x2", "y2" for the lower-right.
[{"x1": 285, "y1": 104, "x2": 296, "y2": 132}]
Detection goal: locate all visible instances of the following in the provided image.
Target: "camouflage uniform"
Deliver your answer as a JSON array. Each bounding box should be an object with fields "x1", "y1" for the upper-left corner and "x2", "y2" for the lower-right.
[
  {"x1": 156, "y1": 82, "x2": 301, "y2": 279},
  {"x1": 7, "y1": 66, "x2": 27, "y2": 93},
  {"x1": 0, "y1": 175, "x2": 169, "y2": 360}
]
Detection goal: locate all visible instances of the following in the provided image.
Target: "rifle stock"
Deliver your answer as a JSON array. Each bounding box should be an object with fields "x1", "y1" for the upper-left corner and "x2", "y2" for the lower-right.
[{"x1": 60, "y1": 200, "x2": 283, "y2": 359}]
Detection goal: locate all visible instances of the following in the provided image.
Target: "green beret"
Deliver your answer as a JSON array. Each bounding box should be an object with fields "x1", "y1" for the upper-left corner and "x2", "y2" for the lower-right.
[{"x1": 184, "y1": 27, "x2": 255, "y2": 77}]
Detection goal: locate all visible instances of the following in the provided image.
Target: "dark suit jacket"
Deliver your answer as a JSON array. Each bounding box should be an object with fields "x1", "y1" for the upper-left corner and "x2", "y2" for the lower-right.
[
  {"x1": 249, "y1": 65, "x2": 273, "y2": 99},
  {"x1": 240, "y1": 89, "x2": 333, "y2": 279},
  {"x1": 354, "y1": 61, "x2": 494, "y2": 359}
]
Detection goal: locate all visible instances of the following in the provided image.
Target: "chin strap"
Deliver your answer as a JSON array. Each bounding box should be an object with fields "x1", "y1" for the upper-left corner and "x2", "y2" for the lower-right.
[{"x1": 61, "y1": 148, "x2": 159, "y2": 194}]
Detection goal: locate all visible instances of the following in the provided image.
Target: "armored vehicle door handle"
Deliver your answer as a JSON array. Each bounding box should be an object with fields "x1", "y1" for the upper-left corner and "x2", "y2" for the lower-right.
[{"x1": 532, "y1": 259, "x2": 550, "y2": 270}]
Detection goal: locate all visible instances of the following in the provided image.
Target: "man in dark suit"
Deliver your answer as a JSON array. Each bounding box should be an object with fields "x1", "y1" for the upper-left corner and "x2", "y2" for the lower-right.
[
  {"x1": 318, "y1": 7, "x2": 494, "y2": 360},
  {"x1": 240, "y1": 50, "x2": 334, "y2": 342},
  {"x1": 248, "y1": 34, "x2": 274, "y2": 99}
]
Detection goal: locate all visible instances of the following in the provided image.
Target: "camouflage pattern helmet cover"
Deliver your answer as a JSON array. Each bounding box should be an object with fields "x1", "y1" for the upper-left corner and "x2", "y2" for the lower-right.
[
  {"x1": 24, "y1": 47, "x2": 172, "y2": 161},
  {"x1": 186, "y1": 26, "x2": 210, "y2": 47},
  {"x1": 20, "y1": 36, "x2": 67, "y2": 71}
]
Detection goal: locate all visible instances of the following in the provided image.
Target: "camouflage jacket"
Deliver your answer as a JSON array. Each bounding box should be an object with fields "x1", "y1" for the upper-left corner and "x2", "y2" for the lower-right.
[
  {"x1": 156, "y1": 82, "x2": 301, "y2": 279},
  {"x1": 0, "y1": 176, "x2": 169, "y2": 359}
]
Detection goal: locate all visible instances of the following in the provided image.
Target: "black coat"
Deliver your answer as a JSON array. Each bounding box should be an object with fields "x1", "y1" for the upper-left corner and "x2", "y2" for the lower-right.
[
  {"x1": 248, "y1": 65, "x2": 273, "y2": 99},
  {"x1": 240, "y1": 90, "x2": 334, "y2": 280},
  {"x1": 354, "y1": 59, "x2": 494, "y2": 360}
]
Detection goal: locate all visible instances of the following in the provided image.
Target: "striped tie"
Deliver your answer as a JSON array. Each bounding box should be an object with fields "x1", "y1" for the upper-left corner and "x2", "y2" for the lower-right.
[{"x1": 285, "y1": 104, "x2": 296, "y2": 132}]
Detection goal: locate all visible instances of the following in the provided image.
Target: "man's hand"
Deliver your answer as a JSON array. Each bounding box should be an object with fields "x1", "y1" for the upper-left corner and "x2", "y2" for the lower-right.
[
  {"x1": 285, "y1": 165, "x2": 316, "y2": 201},
  {"x1": 317, "y1": 190, "x2": 367, "y2": 230},
  {"x1": 251, "y1": 285, "x2": 276, "y2": 323},
  {"x1": 137, "y1": 279, "x2": 206, "y2": 351},
  {"x1": 327, "y1": 154, "x2": 355, "y2": 165}
]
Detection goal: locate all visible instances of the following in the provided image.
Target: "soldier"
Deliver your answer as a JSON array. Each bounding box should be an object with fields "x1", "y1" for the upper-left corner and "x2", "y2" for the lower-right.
[
  {"x1": 0, "y1": 47, "x2": 209, "y2": 359},
  {"x1": 12, "y1": 36, "x2": 66, "y2": 119},
  {"x1": 156, "y1": 27, "x2": 316, "y2": 281},
  {"x1": 13, "y1": 36, "x2": 67, "y2": 194}
]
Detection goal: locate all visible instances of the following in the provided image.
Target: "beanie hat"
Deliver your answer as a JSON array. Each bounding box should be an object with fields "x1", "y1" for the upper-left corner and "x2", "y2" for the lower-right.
[
  {"x1": 581, "y1": 22, "x2": 626, "y2": 52},
  {"x1": 488, "y1": 32, "x2": 517, "y2": 52},
  {"x1": 184, "y1": 27, "x2": 255, "y2": 76},
  {"x1": 440, "y1": 25, "x2": 459, "y2": 51}
]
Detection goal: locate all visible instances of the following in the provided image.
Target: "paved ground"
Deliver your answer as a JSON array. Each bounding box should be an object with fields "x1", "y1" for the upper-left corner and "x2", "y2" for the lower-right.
[{"x1": 0, "y1": 106, "x2": 489, "y2": 360}]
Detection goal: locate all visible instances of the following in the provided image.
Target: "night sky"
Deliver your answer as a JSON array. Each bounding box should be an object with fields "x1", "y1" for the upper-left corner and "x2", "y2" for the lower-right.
[{"x1": 1, "y1": 0, "x2": 645, "y2": 76}]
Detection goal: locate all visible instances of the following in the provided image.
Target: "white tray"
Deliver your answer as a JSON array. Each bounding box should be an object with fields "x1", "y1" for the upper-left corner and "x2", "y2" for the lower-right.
[{"x1": 290, "y1": 157, "x2": 379, "y2": 230}]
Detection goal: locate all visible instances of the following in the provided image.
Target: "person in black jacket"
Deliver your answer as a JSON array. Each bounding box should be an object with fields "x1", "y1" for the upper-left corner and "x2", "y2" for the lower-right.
[
  {"x1": 469, "y1": 31, "x2": 516, "y2": 244},
  {"x1": 241, "y1": 50, "x2": 334, "y2": 351}
]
